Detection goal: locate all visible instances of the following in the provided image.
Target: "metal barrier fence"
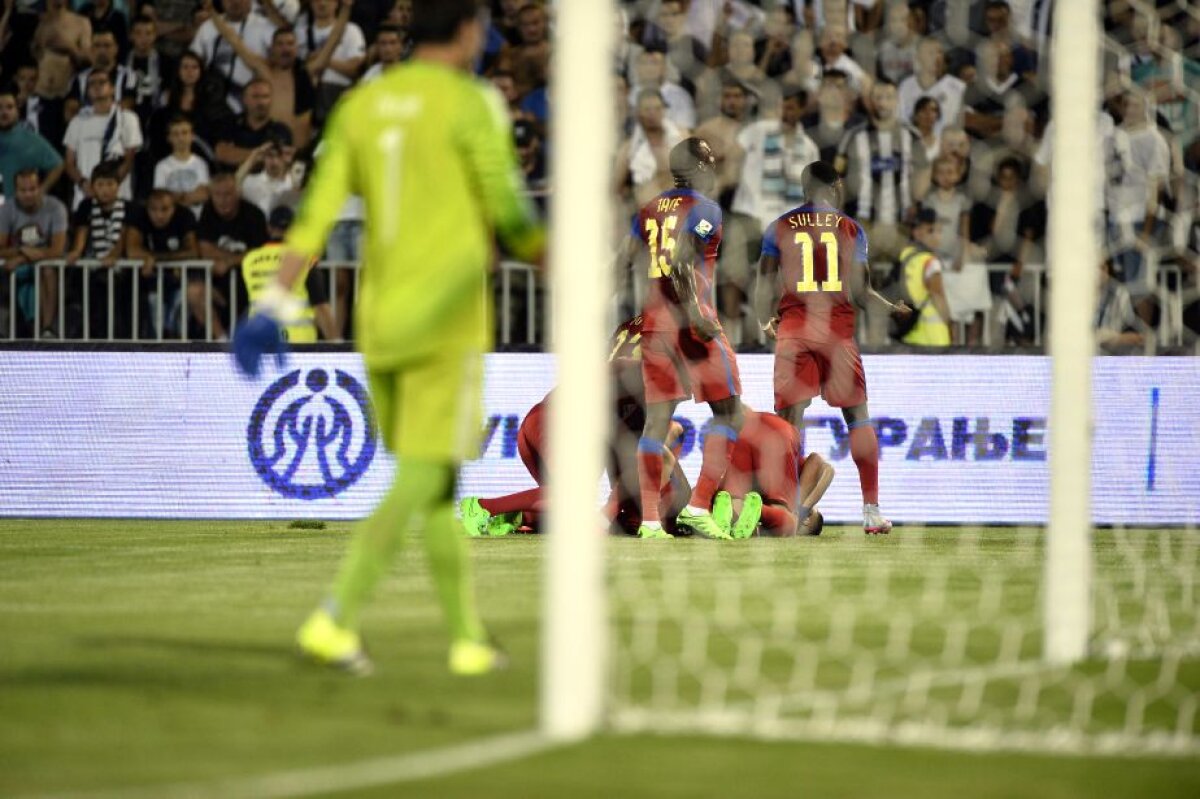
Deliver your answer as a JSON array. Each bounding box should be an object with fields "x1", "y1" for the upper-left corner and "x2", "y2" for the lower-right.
[
  {"x1": 1, "y1": 259, "x2": 541, "y2": 345},
  {"x1": 1, "y1": 258, "x2": 1190, "y2": 348}
]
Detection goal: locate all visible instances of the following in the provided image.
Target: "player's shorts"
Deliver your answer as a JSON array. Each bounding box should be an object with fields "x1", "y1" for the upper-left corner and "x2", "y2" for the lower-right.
[
  {"x1": 642, "y1": 327, "x2": 741, "y2": 405},
  {"x1": 367, "y1": 349, "x2": 482, "y2": 462},
  {"x1": 774, "y1": 335, "x2": 867, "y2": 410},
  {"x1": 518, "y1": 401, "x2": 547, "y2": 484}
]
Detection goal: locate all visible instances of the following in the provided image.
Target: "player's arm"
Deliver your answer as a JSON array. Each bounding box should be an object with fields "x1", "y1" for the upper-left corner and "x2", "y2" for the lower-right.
[
  {"x1": 753, "y1": 221, "x2": 781, "y2": 337},
  {"x1": 458, "y1": 83, "x2": 545, "y2": 266},
  {"x1": 926, "y1": 269, "x2": 952, "y2": 326},
  {"x1": 668, "y1": 231, "x2": 717, "y2": 340},
  {"x1": 845, "y1": 224, "x2": 911, "y2": 318}
]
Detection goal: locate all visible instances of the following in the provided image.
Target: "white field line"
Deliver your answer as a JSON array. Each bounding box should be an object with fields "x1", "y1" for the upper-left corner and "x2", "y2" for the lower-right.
[{"x1": 30, "y1": 730, "x2": 555, "y2": 799}]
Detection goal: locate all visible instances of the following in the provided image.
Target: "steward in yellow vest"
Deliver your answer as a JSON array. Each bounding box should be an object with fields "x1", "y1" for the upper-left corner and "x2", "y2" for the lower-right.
[
  {"x1": 896, "y1": 208, "x2": 953, "y2": 347},
  {"x1": 241, "y1": 207, "x2": 330, "y2": 343}
]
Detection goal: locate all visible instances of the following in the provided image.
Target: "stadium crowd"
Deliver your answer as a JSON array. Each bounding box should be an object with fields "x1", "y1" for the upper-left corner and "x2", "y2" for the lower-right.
[{"x1": 0, "y1": 0, "x2": 1197, "y2": 350}]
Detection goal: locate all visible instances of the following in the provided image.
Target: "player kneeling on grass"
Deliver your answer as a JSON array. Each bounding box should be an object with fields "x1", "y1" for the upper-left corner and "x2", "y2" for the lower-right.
[
  {"x1": 232, "y1": 0, "x2": 543, "y2": 677},
  {"x1": 712, "y1": 405, "x2": 835, "y2": 538},
  {"x1": 460, "y1": 316, "x2": 693, "y2": 537}
]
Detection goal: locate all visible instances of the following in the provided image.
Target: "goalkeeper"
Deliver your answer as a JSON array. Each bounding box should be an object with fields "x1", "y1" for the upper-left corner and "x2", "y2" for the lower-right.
[{"x1": 232, "y1": 0, "x2": 543, "y2": 676}]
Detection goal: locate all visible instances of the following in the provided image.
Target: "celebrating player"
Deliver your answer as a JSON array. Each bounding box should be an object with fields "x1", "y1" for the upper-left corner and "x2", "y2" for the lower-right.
[
  {"x1": 714, "y1": 405, "x2": 835, "y2": 539},
  {"x1": 459, "y1": 316, "x2": 692, "y2": 537},
  {"x1": 753, "y1": 161, "x2": 910, "y2": 534},
  {"x1": 232, "y1": 0, "x2": 544, "y2": 676},
  {"x1": 620, "y1": 137, "x2": 744, "y2": 540}
]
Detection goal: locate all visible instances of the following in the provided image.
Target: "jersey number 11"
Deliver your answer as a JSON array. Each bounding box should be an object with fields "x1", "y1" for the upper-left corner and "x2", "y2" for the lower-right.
[{"x1": 794, "y1": 231, "x2": 842, "y2": 293}]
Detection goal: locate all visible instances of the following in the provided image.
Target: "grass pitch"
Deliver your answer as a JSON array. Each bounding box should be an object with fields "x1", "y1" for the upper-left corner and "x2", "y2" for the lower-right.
[{"x1": 0, "y1": 520, "x2": 1197, "y2": 798}]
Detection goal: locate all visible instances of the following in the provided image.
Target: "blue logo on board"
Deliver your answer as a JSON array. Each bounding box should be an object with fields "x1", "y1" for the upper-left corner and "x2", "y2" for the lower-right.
[{"x1": 247, "y1": 369, "x2": 377, "y2": 499}]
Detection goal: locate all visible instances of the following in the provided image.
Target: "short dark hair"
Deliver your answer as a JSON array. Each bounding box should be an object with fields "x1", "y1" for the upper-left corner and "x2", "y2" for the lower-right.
[
  {"x1": 996, "y1": 156, "x2": 1025, "y2": 179},
  {"x1": 782, "y1": 87, "x2": 807, "y2": 105},
  {"x1": 801, "y1": 160, "x2": 841, "y2": 197},
  {"x1": 272, "y1": 25, "x2": 296, "y2": 41},
  {"x1": 91, "y1": 27, "x2": 117, "y2": 41},
  {"x1": 90, "y1": 159, "x2": 123, "y2": 183},
  {"x1": 914, "y1": 96, "x2": 941, "y2": 116},
  {"x1": 985, "y1": 0, "x2": 1011, "y2": 12},
  {"x1": 14, "y1": 167, "x2": 41, "y2": 186},
  {"x1": 376, "y1": 24, "x2": 402, "y2": 38},
  {"x1": 0, "y1": 83, "x2": 17, "y2": 101},
  {"x1": 131, "y1": 14, "x2": 156, "y2": 29},
  {"x1": 668, "y1": 137, "x2": 712, "y2": 182},
  {"x1": 410, "y1": 0, "x2": 481, "y2": 45},
  {"x1": 147, "y1": 188, "x2": 175, "y2": 204},
  {"x1": 168, "y1": 114, "x2": 193, "y2": 130}
]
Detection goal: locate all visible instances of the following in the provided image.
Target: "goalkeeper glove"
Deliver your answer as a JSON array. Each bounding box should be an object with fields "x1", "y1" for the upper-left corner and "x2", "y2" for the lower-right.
[{"x1": 231, "y1": 283, "x2": 304, "y2": 378}]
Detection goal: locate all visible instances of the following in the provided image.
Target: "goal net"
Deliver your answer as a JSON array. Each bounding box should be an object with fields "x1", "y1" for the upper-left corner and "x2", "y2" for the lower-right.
[{"x1": 546, "y1": 0, "x2": 1200, "y2": 758}]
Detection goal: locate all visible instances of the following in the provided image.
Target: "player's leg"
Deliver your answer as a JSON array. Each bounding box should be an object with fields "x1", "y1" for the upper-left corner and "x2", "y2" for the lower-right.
[
  {"x1": 677, "y1": 332, "x2": 742, "y2": 539},
  {"x1": 637, "y1": 334, "x2": 688, "y2": 539},
  {"x1": 824, "y1": 338, "x2": 890, "y2": 534},
  {"x1": 773, "y1": 337, "x2": 820, "y2": 436},
  {"x1": 795, "y1": 453, "x2": 835, "y2": 536},
  {"x1": 462, "y1": 404, "x2": 545, "y2": 536}
]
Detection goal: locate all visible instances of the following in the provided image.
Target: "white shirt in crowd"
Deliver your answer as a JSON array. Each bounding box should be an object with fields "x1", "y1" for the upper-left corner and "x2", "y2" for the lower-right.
[
  {"x1": 295, "y1": 15, "x2": 367, "y2": 87},
  {"x1": 732, "y1": 120, "x2": 821, "y2": 231},
  {"x1": 897, "y1": 73, "x2": 966, "y2": 137},
  {"x1": 63, "y1": 105, "x2": 144, "y2": 209},
  {"x1": 1104, "y1": 125, "x2": 1170, "y2": 227},
  {"x1": 629, "y1": 82, "x2": 697, "y2": 131},
  {"x1": 241, "y1": 171, "x2": 296, "y2": 217},
  {"x1": 154, "y1": 153, "x2": 211, "y2": 218},
  {"x1": 1035, "y1": 111, "x2": 1115, "y2": 234},
  {"x1": 190, "y1": 12, "x2": 277, "y2": 112}
]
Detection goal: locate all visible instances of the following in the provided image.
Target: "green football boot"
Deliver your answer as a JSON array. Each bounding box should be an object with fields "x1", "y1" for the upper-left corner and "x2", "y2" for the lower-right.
[
  {"x1": 459, "y1": 497, "x2": 491, "y2": 537},
  {"x1": 637, "y1": 523, "x2": 674, "y2": 540},
  {"x1": 449, "y1": 638, "x2": 509, "y2": 676},
  {"x1": 676, "y1": 507, "x2": 733, "y2": 540},
  {"x1": 712, "y1": 490, "x2": 733, "y2": 537},
  {"x1": 731, "y1": 491, "x2": 763, "y2": 540},
  {"x1": 485, "y1": 512, "x2": 521, "y2": 537},
  {"x1": 296, "y1": 608, "x2": 373, "y2": 676}
]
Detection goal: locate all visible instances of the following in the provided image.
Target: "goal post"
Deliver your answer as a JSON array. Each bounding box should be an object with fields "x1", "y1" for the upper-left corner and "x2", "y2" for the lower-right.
[
  {"x1": 1043, "y1": 0, "x2": 1099, "y2": 666},
  {"x1": 541, "y1": 0, "x2": 615, "y2": 741}
]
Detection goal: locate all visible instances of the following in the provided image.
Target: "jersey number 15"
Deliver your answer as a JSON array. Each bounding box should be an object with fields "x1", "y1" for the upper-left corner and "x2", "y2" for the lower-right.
[
  {"x1": 794, "y1": 231, "x2": 842, "y2": 293},
  {"x1": 645, "y1": 216, "x2": 678, "y2": 278}
]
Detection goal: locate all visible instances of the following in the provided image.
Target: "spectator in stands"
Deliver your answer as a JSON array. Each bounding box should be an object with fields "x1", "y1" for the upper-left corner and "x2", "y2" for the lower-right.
[
  {"x1": 153, "y1": 115, "x2": 210, "y2": 217},
  {"x1": 0, "y1": 86, "x2": 64, "y2": 201},
  {"x1": 927, "y1": 154, "x2": 988, "y2": 345},
  {"x1": 507, "y1": 1, "x2": 551, "y2": 89},
  {"x1": 142, "y1": 0, "x2": 199, "y2": 59},
  {"x1": 978, "y1": 0, "x2": 1037, "y2": 81},
  {"x1": 968, "y1": 156, "x2": 1043, "y2": 345},
  {"x1": 362, "y1": 24, "x2": 406, "y2": 80},
  {"x1": 79, "y1": 0, "x2": 129, "y2": 59},
  {"x1": 1095, "y1": 259, "x2": 1148, "y2": 352},
  {"x1": 193, "y1": 170, "x2": 266, "y2": 339},
  {"x1": 235, "y1": 139, "x2": 294, "y2": 216},
  {"x1": 513, "y1": 118, "x2": 546, "y2": 196},
  {"x1": 616, "y1": 88, "x2": 686, "y2": 207},
  {"x1": 630, "y1": 49, "x2": 695, "y2": 132},
  {"x1": 1106, "y1": 88, "x2": 1170, "y2": 324},
  {"x1": 0, "y1": 168, "x2": 68, "y2": 338},
  {"x1": 32, "y1": 0, "x2": 92, "y2": 102},
  {"x1": 756, "y1": 5, "x2": 797, "y2": 79},
  {"x1": 147, "y1": 51, "x2": 224, "y2": 170},
  {"x1": 213, "y1": 79, "x2": 292, "y2": 170},
  {"x1": 962, "y1": 39, "x2": 1043, "y2": 142},
  {"x1": 939, "y1": 125, "x2": 973, "y2": 186},
  {"x1": 125, "y1": 16, "x2": 168, "y2": 124},
  {"x1": 65, "y1": 159, "x2": 134, "y2": 338},
  {"x1": 877, "y1": 0, "x2": 918, "y2": 84},
  {"x1": 694, "y1": 80, "x2": 751, "y2": 208},
  {"x1": 63, "y1": 70, "x2": 143, "y2": 209},
  {"x1": 727, "y1": 88, "x2": 820, "y2": 339},
  {"x1": 899, "y1": 38, "x2": 965, "y2": 139},
  {"x1": 897, "y1": 207, "x2": 953, "y2": 347},
  {"x1": 126, "y1": 188, "x2": 198, "y2": 337},
  {"x1": 696, "y1": 30, "x2": 768, "y2": 121},
  {"x1": 912, "y1": 95, "x2": 942, "y2": 162},
  {"x1": 803, "y1": 78, "x2": 853, "y2": 163},
  {"x1": 816, "y1": 25, "x2": 871, "y2": 99},
  {"x1": 209, "y1": 20, "x2": 316, "y2": 149},
  {"x1": 191, "y1": 0, "x2": 277, "y2": 115},
  {"x1": 837, "y1": 79, "x2": 929, "y2": 264},
  {"x1": 13, "y1": 61, "x2": 38, "y2": 118},
  {"x1": 65, "y1": 27, "x2": 139, "y2": 118},
  {"x1": 295, "y1": 0, "x2": 364, "y2": 125},
  {"x1": 642, "y1": 0, "x2": 706, "y2": 84}
]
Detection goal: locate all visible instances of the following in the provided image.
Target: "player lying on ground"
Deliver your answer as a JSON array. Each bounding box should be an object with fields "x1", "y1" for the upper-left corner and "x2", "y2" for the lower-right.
[
  {"x1": 459, "y1": 316, "x2": 692, "y2": 536},
  {"x1": 712, "y1": 405, "x2": 836, "y2": 538},
  {"x1": 753, "y1": 160, "x2": 911, "y2": 535},
  {"x1": 232, "y1": 0, "x2": 543, "y2": 676},
  {"x1": 623, "y1": 137, "x2": 745, "y2": 541}
]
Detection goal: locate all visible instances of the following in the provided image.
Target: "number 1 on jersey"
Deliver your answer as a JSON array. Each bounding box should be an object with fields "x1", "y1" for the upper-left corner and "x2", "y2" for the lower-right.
[
  {"x1": 645, "y1": 216, "x2": 679, "y2": 278},
  {"x1": 794, "y1": 231, "x2": 842, "y2": 293}
]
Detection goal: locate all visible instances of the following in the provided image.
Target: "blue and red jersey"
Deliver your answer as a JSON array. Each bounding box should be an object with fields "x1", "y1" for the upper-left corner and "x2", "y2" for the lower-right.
[
  {"x1": 633, "y1": 188, "x2": 723, "y2": 333},
  {"x1": 762, "y1": 204, "x2": 869, "y2": 342}
]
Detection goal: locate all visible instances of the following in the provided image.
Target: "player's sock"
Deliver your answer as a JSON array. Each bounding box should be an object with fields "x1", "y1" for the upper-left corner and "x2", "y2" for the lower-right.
[
  {"x1": 848, "y1": 421, "x2": 880, "y2": 505},
  {"x1": 690, "y1": 424, "x2": 738, "y2": 509},
  {"x1": 423, "y1": 499, "x2": 487, "y2": 643},
  {"x1": 637, "y1": 438, "x2": 666, "y2": 523},
  {"x1": 480, "y1": 488, "x2": 542, "y2": 516},
  {"x1": 760, "y1": 505, "x2": 798, "y2": 536}
]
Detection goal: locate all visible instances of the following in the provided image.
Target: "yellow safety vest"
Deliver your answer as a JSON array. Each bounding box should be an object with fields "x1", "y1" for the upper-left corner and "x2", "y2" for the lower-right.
[
  {"x1": 898, "y1": 244, "x2": 951, "y2": 347},
  {"x1": 240, "y1": 243, "x2": 318, "y2": 343}
]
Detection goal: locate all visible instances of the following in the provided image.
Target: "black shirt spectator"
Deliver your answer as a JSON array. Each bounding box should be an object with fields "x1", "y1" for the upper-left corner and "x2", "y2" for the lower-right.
[
  {"x1": 80, "y1": 0, "x2": 130, "y2": 59},
  {"x1": 212, "y1": 80, "x2": 293, "y2": 170}
]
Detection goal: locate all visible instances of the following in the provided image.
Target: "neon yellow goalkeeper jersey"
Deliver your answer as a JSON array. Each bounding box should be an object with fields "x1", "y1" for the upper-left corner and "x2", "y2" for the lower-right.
[{"x1": 285, "y1": 60, "x2": 544, "y2": 368}]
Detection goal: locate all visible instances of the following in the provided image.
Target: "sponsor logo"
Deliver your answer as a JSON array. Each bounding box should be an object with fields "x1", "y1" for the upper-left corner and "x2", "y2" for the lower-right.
[{"x1": 247, "y1": 368, "x2": 377, "y2": 499}]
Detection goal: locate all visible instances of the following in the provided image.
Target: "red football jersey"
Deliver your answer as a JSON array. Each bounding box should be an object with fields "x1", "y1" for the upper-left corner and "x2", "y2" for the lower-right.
[
  {"x1": 633, "y1": 188, "x2": 723, "y2": 332},
  {"x1": 762, "y1": 204, "x2": 869, "y2": 341}
]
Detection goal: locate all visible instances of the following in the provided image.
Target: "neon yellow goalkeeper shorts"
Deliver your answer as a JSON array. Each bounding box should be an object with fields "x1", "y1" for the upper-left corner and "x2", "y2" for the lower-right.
[{"x1": 367, "y1": 350, "x2": 483, "y2": 463}]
